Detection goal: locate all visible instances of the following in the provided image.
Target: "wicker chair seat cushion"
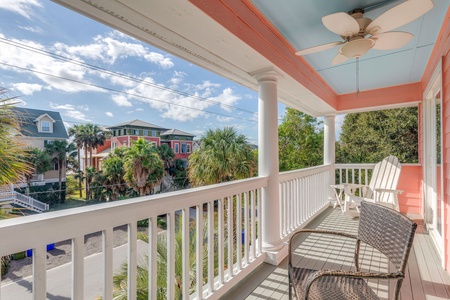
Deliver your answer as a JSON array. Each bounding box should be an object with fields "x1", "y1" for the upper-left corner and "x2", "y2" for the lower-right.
[{"x1": 289, "y1": 266, "x2": 379, "y2": 300}]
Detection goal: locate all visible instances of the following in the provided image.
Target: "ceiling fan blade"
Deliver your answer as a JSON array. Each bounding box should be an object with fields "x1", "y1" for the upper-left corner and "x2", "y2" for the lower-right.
[
  {"x1": 322, "y1": 12, "x2": 360, "y2": 37},
  {"x1": 366, "y1": 0, "x2": 434, "y2": 34},
  {"x1": 371, "y1": 31, "x2": 414, "y2": 50},
  {"x1": 295, "y1": 41, "x2": 344, "y2": 56},
  {"x1": 332, "y1": 52, "x2": 350, "y2": 65}
]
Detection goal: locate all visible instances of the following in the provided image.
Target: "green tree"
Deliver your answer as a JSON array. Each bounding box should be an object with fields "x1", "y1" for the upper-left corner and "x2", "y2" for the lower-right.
[
  {"x1": 170, "y1": 159, "x2": 189, "y2": 188},
  {"x1": 278, "y1": 108, "x2": 324, "y2": 172},
  {"x1": 83, "y1": 123, "x2": 107, "y2": 168},
  {"x1": 157, "y1": 144, "x2": 175, "y2": 171},
  {"x1": 23, "y1": 147, "x2": 52, "y2": 195},
  {"x1": 84, "y1": 166, "x2": 97, "y2": 200},
  {"x1": 45, "y1": 140, "x2": 76, "y2": 203},
  {"x1": 0, "y1": 89, "x2": 31, "y2": 184},
  {"x1": 68, "y1": 124, "x2": 85, "y2": 197},
  {"x1": 337, "y1": 107, "x2": 418, "y2": 163},
  {"x1": 187, "y1": 127, "x2": 256, "y2": 187},
  {"x1": 124, "y1": 138, "x2": 164, "y2": 196},
  {"x1": 101, "y1": 148, "x2": 127, "y2": 201}
]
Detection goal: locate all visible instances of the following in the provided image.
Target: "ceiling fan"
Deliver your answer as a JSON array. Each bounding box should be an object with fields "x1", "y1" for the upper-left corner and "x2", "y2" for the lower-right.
[{"x1": 295, "y1": 0, "x2": 434, "y2": 65}]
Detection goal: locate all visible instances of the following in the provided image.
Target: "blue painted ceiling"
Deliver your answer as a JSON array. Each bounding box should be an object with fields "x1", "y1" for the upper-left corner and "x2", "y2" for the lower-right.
[{"x1": 251, "y1": 0, "x2": 449, "y2": 94}]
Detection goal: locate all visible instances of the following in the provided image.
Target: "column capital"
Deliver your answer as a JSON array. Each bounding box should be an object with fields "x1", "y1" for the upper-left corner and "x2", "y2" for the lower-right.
[{"x1": 250, "y1": 67, "x2": 283, "y2": 82}]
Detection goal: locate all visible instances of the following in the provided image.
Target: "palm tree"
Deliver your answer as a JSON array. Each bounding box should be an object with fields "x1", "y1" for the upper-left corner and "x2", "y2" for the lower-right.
[
  {"x1": 101, "y1": 148, "x2": 127, "y2": 201},
  {"x1": 23, "y1": 147, "x2": 52, "y2": 195},
  {"x1": 45, "y1": 140, "x2": 76, "y2": 203},
  {"x1": 0, "y1": 88, "x2": 32, "y2": 184},
  {"x1": 109, "y1": 219, "x2": 229, "y2": 300},
  {"x1": 157, "y1": 144, "x2": 175, "y2": 171},
  {"x1": 84, "y1": 123, "x2": 107, "y2": 168},
  {"x1": 187, "y1": 126, "x2": 257, "y2": 187},
  {"x1": 124, "y1": 138, "x2": 164, "y2": 196},
  {"x1": 84, "y1": 166, "x2": 97, "y2": 200},
  {"x1": 68, "y1": 124, "x2": 85, "y2": 197}
]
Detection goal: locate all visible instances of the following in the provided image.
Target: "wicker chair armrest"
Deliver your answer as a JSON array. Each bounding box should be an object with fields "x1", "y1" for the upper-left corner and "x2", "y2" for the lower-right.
[
  {"x1": 373, "y1": 188, "x2": 403, "y2": 194},
  {"x1": 303, "y1": 269, "x2": 404, "y2": 300},
  {"x1": 288, "y1": 229, "x2": 357, "y2": 263}
]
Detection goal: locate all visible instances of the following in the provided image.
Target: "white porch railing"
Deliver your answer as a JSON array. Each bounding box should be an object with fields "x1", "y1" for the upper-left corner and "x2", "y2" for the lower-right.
[
  {"x1": 335, "y1": 163, "x2": 376, "y2": 186},
  {"x1": 0, "y1": 185, "x2": 49, "y2": 212},
  {"x1": 0, "y1": 166, "x2": 334, "y2": 300},
  {"x1": 0, "y1": 177, "x2": 267, "y2": 300},
  {"x1": 279, "y1": 165, "x2": 332, "y2": 239}
]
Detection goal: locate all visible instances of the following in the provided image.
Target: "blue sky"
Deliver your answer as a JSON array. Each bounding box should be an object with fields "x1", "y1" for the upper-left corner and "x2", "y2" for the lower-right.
[{"x1": 0, "y1": 0, "x2": 296, "y2": 144}]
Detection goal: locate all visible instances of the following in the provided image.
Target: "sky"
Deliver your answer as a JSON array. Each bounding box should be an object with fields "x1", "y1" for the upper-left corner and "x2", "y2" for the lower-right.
[{"x1": 0, "y1": 0, "x2": 344, "y2": 144}]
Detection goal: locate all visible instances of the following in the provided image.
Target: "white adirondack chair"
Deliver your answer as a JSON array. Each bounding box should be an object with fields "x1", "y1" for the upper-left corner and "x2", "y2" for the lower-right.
[{"x1": 341, "y1": 156, "x2": 403, "y2": 212}]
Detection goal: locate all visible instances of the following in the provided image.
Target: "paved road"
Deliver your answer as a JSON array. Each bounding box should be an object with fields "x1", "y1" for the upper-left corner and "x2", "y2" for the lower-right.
[{"x1": 1, "y1": 240, "x2": 148, "y2": 299}]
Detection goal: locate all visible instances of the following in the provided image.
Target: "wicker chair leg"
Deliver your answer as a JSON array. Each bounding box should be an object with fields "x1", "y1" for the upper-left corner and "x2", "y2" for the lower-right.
[{"x1": 289, "y1": 277, "x2": 292, "y2": 300}]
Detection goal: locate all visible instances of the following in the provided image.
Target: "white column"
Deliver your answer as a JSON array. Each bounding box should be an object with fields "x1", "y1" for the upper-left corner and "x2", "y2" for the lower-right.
[
  {"x1": 252, "y1": 68, "x2": 285, "y2": 265},
  {"x1": 324, "y1": 115, "x2": 336, "y2": 201}
]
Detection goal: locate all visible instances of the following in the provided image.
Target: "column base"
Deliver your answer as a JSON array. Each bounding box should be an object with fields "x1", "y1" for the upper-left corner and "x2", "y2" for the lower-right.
[{"x1": 264, "y1": 243, "x2": 288, "y2": 265}]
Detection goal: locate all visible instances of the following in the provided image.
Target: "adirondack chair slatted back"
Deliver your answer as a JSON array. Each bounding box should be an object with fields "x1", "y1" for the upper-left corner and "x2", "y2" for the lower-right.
[{"x1": 366, "y1": 156, "x2": 402, "y2": 204}]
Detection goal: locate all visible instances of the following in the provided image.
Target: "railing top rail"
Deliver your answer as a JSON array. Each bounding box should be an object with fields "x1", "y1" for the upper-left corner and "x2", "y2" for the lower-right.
[
  {"x1": 279, "y1": 164, "x2": 332, "y2": 182},
  {"x1": 0, "y1": 176, "x2": 268, "y2": 255},
  {"x1": 335, "y1": 163, "x2": 376, "y2": 169}
]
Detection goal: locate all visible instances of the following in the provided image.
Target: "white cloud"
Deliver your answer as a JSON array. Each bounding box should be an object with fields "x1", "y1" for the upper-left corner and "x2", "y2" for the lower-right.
[
  {"x1": 18, "y1": 26, "x2": 43, "y2": 33},
  {"x1": 0, "y1": 31, "x2": 174, "y2": 94},
  {"x1": 210, "y1": 88, "x2": 241, "y2": 112},
  {"x1": 11, "y1": 82, "x2": 43, "y2": 95},
  {"x1": 0, "y1": 34, "x2": 103, "y2": 93},
  {"x1": 105, "y1": 112, "x2": 114, "y2": 117},
  {"x1": 169, "y1": 71, "x2": 186, "y2": 87},
  {"x1": 216, "y1": 116, "x2": 233, "y2": 122},
  {"x1": 0, "y1": 0, "x2": 41, "y2": 19},
  {"x1": 111, "y1": 94, "x2": 132, "y2": 107},
  {"x1": 50, "y1": 102, "x2": 91, "y2": 122}
]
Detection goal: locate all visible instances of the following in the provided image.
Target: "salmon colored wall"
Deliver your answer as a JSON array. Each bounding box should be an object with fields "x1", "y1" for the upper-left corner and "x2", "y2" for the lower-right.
[
  {"x1": 443, "y1": 46, "x2": 450, "y2": 272},
  {"x1": 397, "y1": 165, "x2": 423, "y2": 215}
]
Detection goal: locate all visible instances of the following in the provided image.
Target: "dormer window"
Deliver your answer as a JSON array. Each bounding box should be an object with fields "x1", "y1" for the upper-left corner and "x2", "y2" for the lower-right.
[{"x1": 41, "y1": 121, "x2": 51, "y2": 132}]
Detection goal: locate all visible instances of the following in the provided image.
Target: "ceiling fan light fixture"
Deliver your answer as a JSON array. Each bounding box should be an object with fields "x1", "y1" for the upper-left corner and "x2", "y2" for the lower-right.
[{"x1": 340, "y1": 38, "x2": 375, "y2": 58}]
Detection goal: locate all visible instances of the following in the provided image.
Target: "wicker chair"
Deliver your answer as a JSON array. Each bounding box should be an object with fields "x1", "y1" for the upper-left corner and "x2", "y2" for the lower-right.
[{"x1": 288, "y1": 201, "x2": 417, "y2": 300}]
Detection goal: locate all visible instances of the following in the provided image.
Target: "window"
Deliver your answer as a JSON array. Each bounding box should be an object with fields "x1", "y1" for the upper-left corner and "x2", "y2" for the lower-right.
[
  {"x1": 113, "y1": 130, "x2": 116, "y2": 137},
  {"x1": 123, "y1": 141, "x2": 127, "y2": 146},
  {"x1": 134, "y1": 129, "x2": 139, "y2": 135},
  {"x1": 174, "y1": 137, "x2": 179, "y2": 140},
  {"x1": 143, "y1": 130, "x2": 148, "y2": 136},
  {"x1": 174, "y1": 143, "x2": 179, "y2": 153},
  {"x1": 112, "y1": 142, "x2": 117, "y2": 149},
  {"x1": 53, "y1": 163, "x2": 58, "y2": 171},
  {"x1": 151, "y1": 130, "x2": 157, "y2": 137},
  {"x1": 187, "y1": 144, "x2": 191, "y2": 153},
  {"x1": 118, "y1": 129, "x2": 122, "y2": 136},
  {"x1": 181, "y1": 143, "x2": 187, "y2": 154},
  {"x1": 41, "y1": 121, "x2": 50, "y2": 132},
  {"x1": 44, "y1": 140, "x2": 54, "y2": 146}
]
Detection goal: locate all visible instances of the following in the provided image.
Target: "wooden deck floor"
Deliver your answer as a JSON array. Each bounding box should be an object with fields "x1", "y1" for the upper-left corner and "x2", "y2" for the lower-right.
[{"x1": 222, "y1": 207, "x2": 450, "y2": 300}]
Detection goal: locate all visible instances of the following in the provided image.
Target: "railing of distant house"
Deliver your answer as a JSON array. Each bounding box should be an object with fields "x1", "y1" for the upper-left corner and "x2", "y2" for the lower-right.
[
  {"x1": 0, "y1": 176, "x2": 268, "y2": 300},
  {"x1": 13, "y1": 192, "x2": 49, "y2": 212},
  {"x1": 335, "y1": 163, "x2": 376, "y2": 186},
  {"x1": 279, "y1": 165, "x2": 332, "y2": 240}
]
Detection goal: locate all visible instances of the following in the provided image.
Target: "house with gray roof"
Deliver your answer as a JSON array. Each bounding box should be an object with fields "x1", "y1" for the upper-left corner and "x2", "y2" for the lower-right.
[{"x1": 12, "y1": 107, "x2": 68, "y2": 187}]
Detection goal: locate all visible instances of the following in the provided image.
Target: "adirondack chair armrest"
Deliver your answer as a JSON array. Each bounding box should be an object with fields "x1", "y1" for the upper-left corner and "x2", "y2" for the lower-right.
[
  {"x1": 373, "y1": 188, "x2": 403, "y2": 194},
  {"x1": 343, "y1": 183, "x2": 370, "y2": 196}
]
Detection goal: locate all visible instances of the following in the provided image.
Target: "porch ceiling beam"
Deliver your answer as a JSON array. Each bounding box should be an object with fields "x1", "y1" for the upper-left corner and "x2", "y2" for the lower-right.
[{"x1": 337, "y1": 82, "x2": 422, "y2": 114}]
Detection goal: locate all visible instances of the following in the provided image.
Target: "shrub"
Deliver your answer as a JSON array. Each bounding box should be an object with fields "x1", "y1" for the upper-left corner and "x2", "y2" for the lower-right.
[{"x1": 1, "y1": 256, "x2": 10, "y2": 278}]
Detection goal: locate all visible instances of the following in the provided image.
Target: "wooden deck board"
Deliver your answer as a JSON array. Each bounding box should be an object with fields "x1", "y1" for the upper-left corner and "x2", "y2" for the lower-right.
[{"x1": 220, "y1": 207, "x2": 450, "y2": 300}]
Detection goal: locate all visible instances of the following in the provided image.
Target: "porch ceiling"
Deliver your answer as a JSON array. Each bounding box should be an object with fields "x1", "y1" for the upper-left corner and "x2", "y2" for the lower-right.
[{"x1": 52, "y1": 0, "x2": 449, "y2": 116}]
